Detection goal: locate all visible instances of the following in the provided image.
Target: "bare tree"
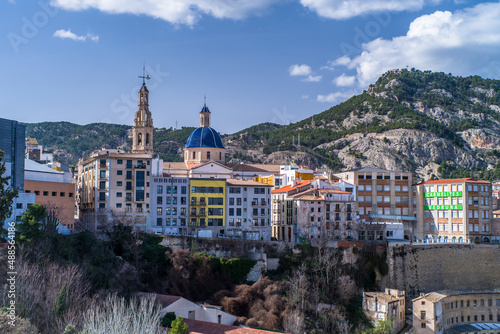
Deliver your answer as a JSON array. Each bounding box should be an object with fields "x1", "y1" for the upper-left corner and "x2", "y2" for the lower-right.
[{"x1": 81, "y1": 294, "x2": 163, "y2": 334}]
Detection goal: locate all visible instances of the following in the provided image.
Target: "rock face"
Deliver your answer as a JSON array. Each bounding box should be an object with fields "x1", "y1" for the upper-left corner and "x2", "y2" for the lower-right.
[{"x1": 318, "y1": 129, "x2": 479, "y2": 180}]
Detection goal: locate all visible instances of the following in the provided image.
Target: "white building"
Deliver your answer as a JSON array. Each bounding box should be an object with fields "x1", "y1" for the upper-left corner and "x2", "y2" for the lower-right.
[
  {"x1": 136, "y1": 293, "x2": 237, "y2": 325},
  {"x1": 225, "y1": 179, "x2": 272, "y2": 240}
]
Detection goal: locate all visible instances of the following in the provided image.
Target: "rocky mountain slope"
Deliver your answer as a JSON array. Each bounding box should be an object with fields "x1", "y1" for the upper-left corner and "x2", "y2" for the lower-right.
[{"x1": 25, "y1": 69, "x2": 500, "y2": 181}]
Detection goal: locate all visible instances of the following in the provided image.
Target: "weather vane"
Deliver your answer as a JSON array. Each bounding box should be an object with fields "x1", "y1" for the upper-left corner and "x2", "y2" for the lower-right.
[{"x1": 138, "y1": 63, "x2": 150, "y2": 86}]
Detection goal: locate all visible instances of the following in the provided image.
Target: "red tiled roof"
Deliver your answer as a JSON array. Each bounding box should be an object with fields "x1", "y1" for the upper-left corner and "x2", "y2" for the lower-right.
[
  {"x1": 181, "y1": 318, "x2": 289, "y2": 334},
  {"x1": 135, "y1": 292, "x2": 181, "y2": 308},
  {"x1": 271, "y1": 180, "x2": 314, "y2": 194},
  {"x1": 318, "y1": 189, "x2": 351, "y2": 194},
  {"x1": 416, "y1": 178, "x2": 490, "y2": 185}
]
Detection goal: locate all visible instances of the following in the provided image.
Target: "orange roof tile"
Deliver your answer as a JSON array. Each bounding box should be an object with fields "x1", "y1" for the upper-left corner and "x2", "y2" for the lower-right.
[
  {"x1": 271, "y1": 180, "x2": 314, "y2": 194},
  {"x1": 182, "y1": 319, "x2": 289, "y2": 334}
]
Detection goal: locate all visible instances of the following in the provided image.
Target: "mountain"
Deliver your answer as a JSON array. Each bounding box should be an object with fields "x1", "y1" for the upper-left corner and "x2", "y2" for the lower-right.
[{"x1": 25, "y1": 69, "x2": 500, "y2": 181}]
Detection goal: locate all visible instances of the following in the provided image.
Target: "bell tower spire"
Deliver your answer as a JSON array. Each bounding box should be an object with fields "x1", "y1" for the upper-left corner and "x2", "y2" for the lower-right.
[
  {"x1": 132, "y1": 65, "x2": 154, "y2": 155},
  {"x1": 199, "y1": 96, "x2": 211, "y2": 127}
]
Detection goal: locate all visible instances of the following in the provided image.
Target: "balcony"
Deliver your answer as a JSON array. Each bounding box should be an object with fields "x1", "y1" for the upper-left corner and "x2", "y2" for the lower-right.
[
  {"x1": 191, "y1": 201, "x2": 206, "y2": 206},
  {"x1": 125, "y1": 196, "x2": 132, "y2": 202},
  {"x1": 252, "y1": 201, "x2": 267, "y2": 207}
]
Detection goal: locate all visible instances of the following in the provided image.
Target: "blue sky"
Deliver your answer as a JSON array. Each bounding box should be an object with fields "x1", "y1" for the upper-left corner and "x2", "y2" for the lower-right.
[{"x1": 2, "y1": 0, "x2": 500, "y2": 134}]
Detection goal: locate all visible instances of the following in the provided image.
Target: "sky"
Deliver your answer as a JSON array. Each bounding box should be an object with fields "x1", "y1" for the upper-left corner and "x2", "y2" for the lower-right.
[{"x1": 2, "y1": 0, "x2": 500, "y2": 134}]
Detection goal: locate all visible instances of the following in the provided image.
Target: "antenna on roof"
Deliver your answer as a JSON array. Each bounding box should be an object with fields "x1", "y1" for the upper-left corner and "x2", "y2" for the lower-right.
[{"x1": 138, "y1": 62, "x2": 150, "y2": 86}]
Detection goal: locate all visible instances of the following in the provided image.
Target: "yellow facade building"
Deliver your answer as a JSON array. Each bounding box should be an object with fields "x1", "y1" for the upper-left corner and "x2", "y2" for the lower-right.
[{"x1": 189, "y1": 179, "x2": 226, "y2": 236}]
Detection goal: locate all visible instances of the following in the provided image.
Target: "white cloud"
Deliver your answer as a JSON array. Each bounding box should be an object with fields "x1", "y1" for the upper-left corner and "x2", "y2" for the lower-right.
[
  {"x1": 50, "y1": 0, "x2": 278, "y2": 26},
  {"x1": 317, "y1": 91, "x2": 353, "y2": 103},
  {"x1": 289, "y1": 64, "x2": 322, "y2": 82},
  {"x1": 334, "y1": 74, "x2": 356, "y2": 86},
  {"x1": 289, "y1": 64, "x2": 312, "y2": 76},
  {"x1": 334, "y1": 2, "x2": 500, "y2": 87},
  {"x1": 301, "y1": 94, "x2": 310, "y2": 99},
  {"x1": 53, "y1": 29, "x2": 99, "y2": 42},
  {"x1": 303, "y1": 75, "x2": 322, "y2": 82},
  {"x1": 300, "y1": 0, "x2": 439, "y2": 20}
]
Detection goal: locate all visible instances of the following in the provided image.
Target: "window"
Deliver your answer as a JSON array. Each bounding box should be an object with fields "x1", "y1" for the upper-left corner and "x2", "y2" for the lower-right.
[
  {"x1": 157, "y1": 186, "x2": 163, "y2": 194},
  {"x1": 421, "y1": 323, "x2": 426, "y2": 328},
  {"x1": 126, "y1": 171, "x2": 132, "y2": 179},
  {"x1": 52, "y1": 191, "x2": 57, "y2": 196},
  {"x1": 377, "y1": 185, "x2": 383, "y2": 191},
  {"x1": 365, "y1": 185, "x2": 372, "y2": 191},
  {"x1": 117, "y1": 159, "x2": 123, "y2": 164},
  {"x1": 117, "y1": 192, "x2": 122, "y2": 198},
  {"x1": 116, "y1": 203, "x2": 122, "y2": 208}
]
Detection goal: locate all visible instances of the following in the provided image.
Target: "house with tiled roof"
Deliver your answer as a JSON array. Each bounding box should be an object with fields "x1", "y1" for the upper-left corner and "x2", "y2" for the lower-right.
[{"x1": 136, "y1": 293, "x2": 237, "y2": 326}]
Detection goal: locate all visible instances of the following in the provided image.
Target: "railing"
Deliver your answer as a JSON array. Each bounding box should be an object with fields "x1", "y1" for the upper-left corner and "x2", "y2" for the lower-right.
[{"x1": 191, "y1": 201, "x2": 206, "y2": 206}]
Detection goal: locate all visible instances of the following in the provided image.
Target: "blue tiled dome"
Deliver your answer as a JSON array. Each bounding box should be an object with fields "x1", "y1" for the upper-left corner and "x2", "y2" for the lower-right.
[{"x1": 185, "y1": 127, "x2": 225, "y2": 149}]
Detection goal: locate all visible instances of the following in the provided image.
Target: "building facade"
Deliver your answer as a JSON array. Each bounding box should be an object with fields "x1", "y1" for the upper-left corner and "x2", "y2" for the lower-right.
[
  {"x1": 413, "y1": 290, "x2": 500, "y2": 334},
  {"x1": 335, "y1": 168, "x2": 416, "y2": 241},
  {"x1": 24, "y1": 159, "x2": 76, "y2": 231},
  {"x1": 150, "y1": 176, "x2": 189, "y2": 236},
  {"x1": 414, "y1": 178, "x2": 493, "y2": 243},
  {"x1": 288, "y1": 188, "x2": 358, "y2": 242},
  {"x1": 225, "y1": 179, "x2": 271, "y2": 240},
  {"x1": 189, "y1": 179, "x2": 226, "y2": 237},
  {"x1": 0, "y1": 118, "x2": 36, "y2": 228},
  {"x1": 77, "y1": 150, "x2": 152, "y2": 233},
  {"x1": 363, "y1": 288, "x2": 406, "y2": 334}
]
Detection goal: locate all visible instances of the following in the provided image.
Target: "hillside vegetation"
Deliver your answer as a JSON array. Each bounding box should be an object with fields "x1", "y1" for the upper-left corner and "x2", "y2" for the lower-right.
[{"x1": 25, "y1": 69, "x2": 500, "y2": 181}]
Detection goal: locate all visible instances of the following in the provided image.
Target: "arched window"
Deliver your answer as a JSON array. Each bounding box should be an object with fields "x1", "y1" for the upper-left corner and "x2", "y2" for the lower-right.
[
  {"x1": 219, "y1": 152, "x2": 222, "y2": 160},
  {"x1": 207, "y1": 151, "x2": 211, "y2": 160},
  {"x1": 146, "y1": 133, "x2": 150, "y2": 145},
  {"x1": 192, "y1": 151, "x2": 196, "y2": 159},
  {"x1": 138, "y1": 133, "x2": 142, "y2": 145}
]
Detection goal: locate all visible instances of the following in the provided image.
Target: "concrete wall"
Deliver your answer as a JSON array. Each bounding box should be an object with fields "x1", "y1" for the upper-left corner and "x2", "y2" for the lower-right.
[
  {"x1": 387, "y1": 244, "x2": 500, "y2": 299},
  {"x1": 160, "y1": 236, "x2": 288, "y2": 259}
]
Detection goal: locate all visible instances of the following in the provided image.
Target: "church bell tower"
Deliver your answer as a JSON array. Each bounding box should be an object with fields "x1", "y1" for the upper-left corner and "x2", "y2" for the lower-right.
[{"x1": 132, "y1": 67, "x2": 154, "y2": 155}]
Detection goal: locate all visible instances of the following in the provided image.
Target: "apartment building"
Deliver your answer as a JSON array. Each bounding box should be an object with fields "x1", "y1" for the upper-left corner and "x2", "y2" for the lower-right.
[
  {"x1": 189, "y1": 179, "x2": 226, "y2": 237},
  {"x1": 335, "y1": 168, "x2": 415, "y2": 240},
  {"x1": 225, "y1": 179, "x2": 271, "y2": 240},
  {"x1": 77, "y1": 150, "x2": 152, "y2": 233},
  {"x1": 271, "y1": 179, "x2": 335, "y2": 242},
  {"x1": 287, "y1": 188, "x2": 357, "y2": 241},
  {"x1": 0, "y1": 118, "x2": 36, "y2": 228},
  {"x1": 414, "y1": 178, "x2": 492, "y2": 243},
  {"x1": 150, "y1": 176, "x2": 189, "y2": 235},
  {"x1": 24, "y1": 159, "x2": 76, "y2": 231},
  {"x1": 363, "y1": 288, "x2": 406, "y2": 334},
  {"x1": 413, "y1": 290, "x2": 500, "y2": 334}
]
